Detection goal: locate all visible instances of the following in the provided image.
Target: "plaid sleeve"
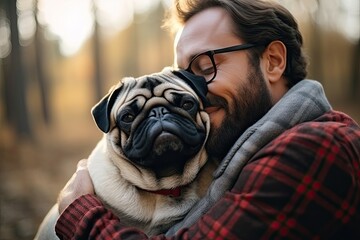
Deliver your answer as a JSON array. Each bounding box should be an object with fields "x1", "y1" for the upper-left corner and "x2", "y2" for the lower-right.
[
  {"x1": 55, "y1": 113, "x2": 360, "y2": 239},
  {"x1": 55, "y1": 194, "x2": 151, "y2": 240}
]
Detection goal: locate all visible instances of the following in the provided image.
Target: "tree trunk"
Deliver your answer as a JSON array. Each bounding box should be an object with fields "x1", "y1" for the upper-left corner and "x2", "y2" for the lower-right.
[
  {"x1": 34, "y1": 0, "x2": 51, "y2": 124},
  {"x1": 4, "y1": 0, "x2": 32, "y2": 139},
  {"x1": 92, "y1": 2, "x2": 104, "y2": 101}
]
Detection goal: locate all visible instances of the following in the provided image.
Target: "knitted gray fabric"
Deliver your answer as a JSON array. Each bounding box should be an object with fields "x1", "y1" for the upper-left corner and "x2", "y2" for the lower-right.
[{"x1": 166, "y1": 79, "x2": 332, "y2": 236}]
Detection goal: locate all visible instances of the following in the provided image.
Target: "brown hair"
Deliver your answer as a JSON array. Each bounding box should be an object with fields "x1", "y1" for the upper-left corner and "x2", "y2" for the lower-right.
[{"x1": 164, "y1": 0, "x2": 308, "y2": 87}]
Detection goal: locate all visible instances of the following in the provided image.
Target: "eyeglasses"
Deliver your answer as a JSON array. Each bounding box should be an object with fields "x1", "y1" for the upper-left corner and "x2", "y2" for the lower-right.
[{"x1": 185, "y1": 43, "x2": 257, "y2": 83}]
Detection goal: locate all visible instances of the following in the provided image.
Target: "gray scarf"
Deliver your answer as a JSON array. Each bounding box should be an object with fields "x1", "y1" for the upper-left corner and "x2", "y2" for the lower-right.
[{"x1": 166, "y1": 79, "x2": 332, "y2": 236}]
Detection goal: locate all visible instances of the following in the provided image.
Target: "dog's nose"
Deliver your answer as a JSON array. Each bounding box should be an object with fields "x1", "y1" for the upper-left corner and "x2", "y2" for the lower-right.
[{"x1": 149, "y1": 106, "x2": 169, "y2": 118}]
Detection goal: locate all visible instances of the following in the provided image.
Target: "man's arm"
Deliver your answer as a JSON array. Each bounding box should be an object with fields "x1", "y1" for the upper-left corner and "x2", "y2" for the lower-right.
[
  {"x1": 56, "y1": 194, "x2": 152, "y2": 239},
  {"x1": 55, "y1": 160, "x2": 184, "y2": 239}
]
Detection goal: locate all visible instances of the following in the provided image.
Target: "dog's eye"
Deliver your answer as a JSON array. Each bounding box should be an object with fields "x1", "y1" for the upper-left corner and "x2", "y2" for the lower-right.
[
  {"x1": 121, "y1": 113, "x2": 135, "y2": 123},
  {"x1": 182, "y1": 101, "x2": 194, "y2": 111}
]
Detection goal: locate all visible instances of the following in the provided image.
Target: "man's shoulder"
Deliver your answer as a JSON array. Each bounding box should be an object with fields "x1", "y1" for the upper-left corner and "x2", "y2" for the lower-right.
[
  {"x1": 270, "y1": 110, "x2": 360, "y2": 157},
  {"x1": 283, "y1": 110, "x2": 360, "y2": 138},
  {"x1": 251, "y1": 110, "x2": 360, "y2": 179},
  {"x1": 312, "y1": 110, "x2": 359, "y2": 128}
]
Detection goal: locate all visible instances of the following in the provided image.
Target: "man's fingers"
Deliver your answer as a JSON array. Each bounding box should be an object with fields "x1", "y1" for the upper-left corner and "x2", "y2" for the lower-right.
[
  {"x1": 77, "y1": 159, "x2": 88, "y2": 170},
  {"x1": 58, "y1": 159, "x2": 94, "y2": 213}
]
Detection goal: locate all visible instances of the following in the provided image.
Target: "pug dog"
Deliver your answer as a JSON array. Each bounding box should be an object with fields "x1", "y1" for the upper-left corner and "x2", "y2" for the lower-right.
[{"x1": 35, "y1": 68, "x2": 216, "y2": 239}]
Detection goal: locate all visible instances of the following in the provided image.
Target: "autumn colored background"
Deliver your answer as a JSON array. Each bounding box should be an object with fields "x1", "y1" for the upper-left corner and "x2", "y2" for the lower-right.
[{"x1": 0, "y1": 0, "x2": 359, "y2": 239}]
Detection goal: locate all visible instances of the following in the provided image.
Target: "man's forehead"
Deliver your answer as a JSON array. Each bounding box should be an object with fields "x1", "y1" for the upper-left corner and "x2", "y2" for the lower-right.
[{"x1": 174, "y1": 7, "x2": 238, "y2": 67}]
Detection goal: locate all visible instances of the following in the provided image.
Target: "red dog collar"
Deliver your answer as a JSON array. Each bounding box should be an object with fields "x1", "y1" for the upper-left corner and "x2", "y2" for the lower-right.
[{"x1": 143, "y1": 187, "x2": 182, "y2": 198}]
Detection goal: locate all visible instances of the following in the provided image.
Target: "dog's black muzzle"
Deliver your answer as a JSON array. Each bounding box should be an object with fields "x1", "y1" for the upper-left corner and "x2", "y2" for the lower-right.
[{"x1": 123, "y1": 106, "x2": 205, "y2": 178}]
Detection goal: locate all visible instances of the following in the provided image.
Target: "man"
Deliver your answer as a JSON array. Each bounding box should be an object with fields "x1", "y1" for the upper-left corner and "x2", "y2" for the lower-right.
[{"x1": 55, "y1": 0, "x2": 360, "y2": 239}]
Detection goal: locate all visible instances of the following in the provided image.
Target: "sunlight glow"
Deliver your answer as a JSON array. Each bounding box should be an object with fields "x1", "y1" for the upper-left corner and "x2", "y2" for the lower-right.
[
  {"x1": 37, "y1": 0, "x2": 164, "y2": 56},
  {"x1": 18, "y1": 11, "x2": 36, "y2": 46},
  {"x1": 133, "y1": 0, "x2": 159, "y2": 14},
  {"x1": 0, "y1": 11, "x2": 11, "y2": 58},
  {"x1": 282, "y1": 0, "x2": 359, "y2": 43},
  {"x1": 38, "y1": 0, "x2": 94, "y2": 56},
  {"x1": 94, "y1": 0, "x2": 133, "y2": 36},
  {"x1": 17, "y1": 0, "x2": 36, "y2": 46},
  {"x1": 338, "y1": 0, "x2": 360, "y2": 42}
]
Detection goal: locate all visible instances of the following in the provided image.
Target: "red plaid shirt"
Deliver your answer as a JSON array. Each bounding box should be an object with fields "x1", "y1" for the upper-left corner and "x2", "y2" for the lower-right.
[{"x1": 56, "y1": 111, "x2": 360, "y2": 239}]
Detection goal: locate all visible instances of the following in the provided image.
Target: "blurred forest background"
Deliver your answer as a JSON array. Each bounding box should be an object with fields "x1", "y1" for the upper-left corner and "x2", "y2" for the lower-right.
[{"x1": 0, "y1": 0, "x2": 359, "y2": 239}]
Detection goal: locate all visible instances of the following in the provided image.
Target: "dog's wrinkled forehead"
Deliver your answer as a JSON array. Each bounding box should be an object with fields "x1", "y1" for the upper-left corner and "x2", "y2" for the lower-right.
[
  {"x1": 91, "y1": 70, "x2": 202, "y2": 133},
  {"x1": 122, "y1": 68, "x2": 209, "y2": 106},
  {"x1": 123, "y1": 72, "x2": 198, "y2": 102}
]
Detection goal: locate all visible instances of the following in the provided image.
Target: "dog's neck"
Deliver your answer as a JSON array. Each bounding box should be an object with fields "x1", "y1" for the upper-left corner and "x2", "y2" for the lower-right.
[{"x1": 142, "y1": 187, "x2": 182, "y2": 197}]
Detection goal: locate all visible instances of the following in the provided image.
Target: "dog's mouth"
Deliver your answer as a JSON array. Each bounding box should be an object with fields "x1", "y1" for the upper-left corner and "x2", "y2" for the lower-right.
[
  {"x1": 138, "y1": 132, "x2": 201, "y2": 178},
  {"x1": 124, "y1": 130, "x2": 203, "y2": 178},
  {"x1": 152, "y1": 132, "x2": 183, "y2": 156}
]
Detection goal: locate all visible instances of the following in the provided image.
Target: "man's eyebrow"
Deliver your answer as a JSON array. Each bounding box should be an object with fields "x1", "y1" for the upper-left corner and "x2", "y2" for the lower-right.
[{"x1": 187, "y1": 49, "x2": 211, "y2": 66}]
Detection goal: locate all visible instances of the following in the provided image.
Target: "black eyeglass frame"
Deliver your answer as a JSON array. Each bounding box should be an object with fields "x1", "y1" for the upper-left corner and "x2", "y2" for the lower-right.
[{"x1": 185, "y1": 43, "x2": 257, "y2": 83}]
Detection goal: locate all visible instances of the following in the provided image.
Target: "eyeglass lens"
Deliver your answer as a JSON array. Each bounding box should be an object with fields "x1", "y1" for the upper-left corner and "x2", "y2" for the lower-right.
[{"x1": 188, "y1": 53, "x2": 216, "y2": 82}]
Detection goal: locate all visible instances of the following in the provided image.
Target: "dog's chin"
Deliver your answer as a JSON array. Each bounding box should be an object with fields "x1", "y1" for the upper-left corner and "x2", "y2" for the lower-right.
[
  {"x1": 145, "y1": 153, "x2": 188, "y2": 178},
  {"x1": 136, "y1": 133, "x2": 200, "y2": 178}
]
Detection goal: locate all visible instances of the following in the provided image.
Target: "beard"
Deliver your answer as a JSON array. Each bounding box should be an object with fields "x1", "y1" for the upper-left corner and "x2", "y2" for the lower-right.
[{"x1": 206, "y1": 65, "x2": 273, "y2": 161}]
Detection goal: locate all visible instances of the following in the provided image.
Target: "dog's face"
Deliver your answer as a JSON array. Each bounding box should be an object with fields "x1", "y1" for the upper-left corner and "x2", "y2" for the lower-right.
[{"x1": 91, "y1": 69, "x2": 210, "y2": 191}]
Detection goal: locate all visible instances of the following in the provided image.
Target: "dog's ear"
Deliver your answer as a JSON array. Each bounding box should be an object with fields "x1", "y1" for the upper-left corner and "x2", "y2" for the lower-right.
[
  {"x1": 91, "y1": 83, "x2": 122, "y2": 133},
  {"x1": 171, "y1": 69, "x2": 209, "y2": 107}
]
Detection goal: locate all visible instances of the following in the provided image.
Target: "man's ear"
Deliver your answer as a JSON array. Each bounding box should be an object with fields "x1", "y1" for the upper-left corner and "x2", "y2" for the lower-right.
[
  {"x1": 91, "y1": 82, "x2": 123, "y2": 133},
  {"x1": 262, "y1": 40, "x2": 287, "y2": 83}
]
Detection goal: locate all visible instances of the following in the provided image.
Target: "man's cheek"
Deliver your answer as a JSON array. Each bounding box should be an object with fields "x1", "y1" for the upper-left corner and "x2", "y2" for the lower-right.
[{"x1": 209, "y1": 108, "x2": 226, "y2": 130}]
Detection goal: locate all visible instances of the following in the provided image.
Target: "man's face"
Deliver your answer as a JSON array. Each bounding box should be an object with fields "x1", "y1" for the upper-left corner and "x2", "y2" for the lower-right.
[{"x1": 175, "y1": 7, "x2": 273, "y2": 160}]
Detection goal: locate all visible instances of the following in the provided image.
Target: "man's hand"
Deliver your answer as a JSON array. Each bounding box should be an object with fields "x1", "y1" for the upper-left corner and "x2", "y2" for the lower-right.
[{"x1": 58, "y1": 159, "x2": 95, "y2": 214}]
